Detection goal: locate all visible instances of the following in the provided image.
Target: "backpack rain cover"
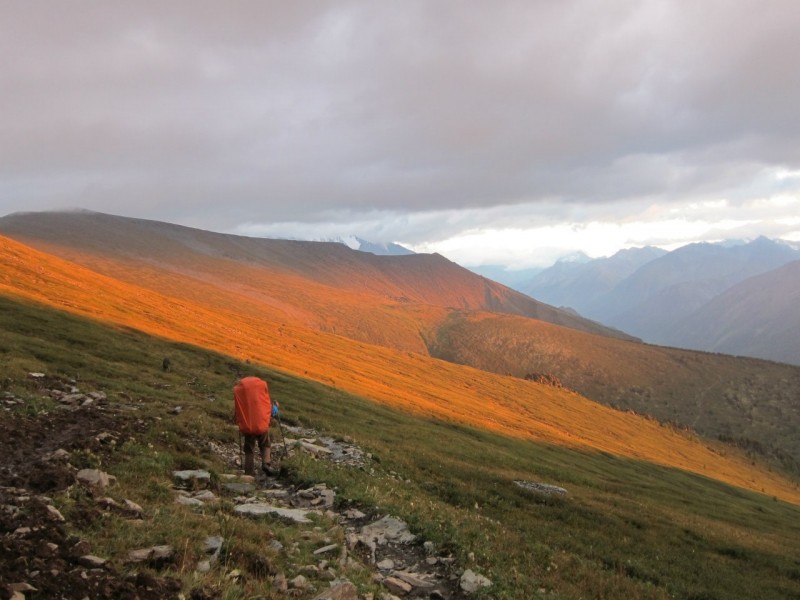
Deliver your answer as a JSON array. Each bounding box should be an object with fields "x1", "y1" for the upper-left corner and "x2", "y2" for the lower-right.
[{"x1": 233, "y1": 376, "x2": 272, "y2": 435}]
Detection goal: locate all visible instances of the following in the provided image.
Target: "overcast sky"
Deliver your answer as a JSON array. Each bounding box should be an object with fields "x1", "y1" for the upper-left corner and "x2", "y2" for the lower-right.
[{"x1": 2, "y1": 1, "x2": 800, "y2": 268}]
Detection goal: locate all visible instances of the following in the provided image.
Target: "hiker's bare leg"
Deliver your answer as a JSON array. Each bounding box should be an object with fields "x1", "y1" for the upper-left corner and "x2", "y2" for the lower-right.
[{"x1": 257, "y1": 431, "x2": 272, "y2": 472}]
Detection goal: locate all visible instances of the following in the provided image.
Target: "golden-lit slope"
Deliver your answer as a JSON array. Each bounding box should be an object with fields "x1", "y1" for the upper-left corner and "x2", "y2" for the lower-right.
[
  {"x1": 2, "y1": 234, "x2": 799, "y2": 504},
  {"x1": 0, "y1": 210, "x2": 631, "y2": 341}
]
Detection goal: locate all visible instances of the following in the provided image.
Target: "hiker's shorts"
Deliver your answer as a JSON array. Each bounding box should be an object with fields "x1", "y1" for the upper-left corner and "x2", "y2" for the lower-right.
[{"x1": 244, "y1": 431, "x2": 270, "y2": 454}]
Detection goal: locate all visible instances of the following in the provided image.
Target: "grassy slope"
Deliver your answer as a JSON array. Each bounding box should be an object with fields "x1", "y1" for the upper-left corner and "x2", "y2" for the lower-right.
[
  {"x1": 429, "y1": 311, "x2": 800, "y2": 470},
  {"x1": 2, "y1": 294, "x2": 800, "y2": 599},
  {"x1": 0, "y1": 232, "x2": 800, "y2": 502},
  {"x1": 7, "y1": 213, "x2": 800, "y2": 477},
  {"x1": 2, "y1": 234, "x2": 800, "y2": 506}
]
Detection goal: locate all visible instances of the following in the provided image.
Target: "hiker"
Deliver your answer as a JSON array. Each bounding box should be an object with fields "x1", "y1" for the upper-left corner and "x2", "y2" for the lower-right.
[{"x1": 233, "y1": 376, "x2": 278, "y2": 476}]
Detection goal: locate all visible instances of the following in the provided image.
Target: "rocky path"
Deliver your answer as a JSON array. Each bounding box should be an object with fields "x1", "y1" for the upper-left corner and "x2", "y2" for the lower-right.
[
  {"x1": 196, "y1": 424, "x2": 489, "y2": 599},
  {"x1": 0, "y1": 376, "x2": 493, "y2": 599}
]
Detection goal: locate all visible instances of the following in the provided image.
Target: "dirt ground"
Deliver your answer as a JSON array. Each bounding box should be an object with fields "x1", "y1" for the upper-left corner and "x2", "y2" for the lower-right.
[{"x1": 0, "y1": 379, "x2": 183, "y2": 600}]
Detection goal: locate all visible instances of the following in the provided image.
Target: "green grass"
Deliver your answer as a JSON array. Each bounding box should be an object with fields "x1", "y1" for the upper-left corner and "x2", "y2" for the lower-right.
[{"x1": 2, "y1": 293, "x2": 800, "y2": 599}]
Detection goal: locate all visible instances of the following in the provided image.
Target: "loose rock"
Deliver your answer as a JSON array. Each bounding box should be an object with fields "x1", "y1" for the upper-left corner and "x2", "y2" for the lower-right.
[
  {"x1": 233, "y1": 503, "x2": 314, "y2": 523},
  {"x1": 459, "y1": 569, "x2": 493, "y2": 594},
  {"x1": 172, "y1": 470, "x2": 211, "y2": 489},
  {"x1": 312, "y1": 581, "x2": 359, "y2": 600},
  {"x1": 128, "y1": 545, "x2": 174, "y2": 564},
  {"x1": 77, "y1": 469, "x2": 117, "y2": 491}
]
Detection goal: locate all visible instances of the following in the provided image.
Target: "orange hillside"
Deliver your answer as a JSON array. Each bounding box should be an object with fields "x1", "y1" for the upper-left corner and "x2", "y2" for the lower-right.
[{"x1": 1, "y1": 234, "x2": 799, "y2": 504}]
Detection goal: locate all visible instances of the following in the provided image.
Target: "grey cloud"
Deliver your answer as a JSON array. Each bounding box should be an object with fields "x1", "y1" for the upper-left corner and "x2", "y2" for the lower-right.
[{"x1": 1, "y1": 0, "x2": 799, "y2": 243}]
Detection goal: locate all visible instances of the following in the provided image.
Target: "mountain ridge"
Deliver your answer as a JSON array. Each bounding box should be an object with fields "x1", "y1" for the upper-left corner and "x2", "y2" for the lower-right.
[
  {"x1": 519, "y1": 236, "x2": 800, "y2": 362},
  {"x1": 0, "y1": 209, "x2": 634, "y2": 342}
]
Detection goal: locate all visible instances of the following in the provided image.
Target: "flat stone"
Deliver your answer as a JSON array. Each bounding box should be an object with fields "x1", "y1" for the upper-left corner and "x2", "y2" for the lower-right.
[
  {"x1": 233, "y1": 503, "x2": 314, "y2": 523},
  {"x1": 128, "y1": 545, "x2": 174, "y2": 563},
  {"x1": 384, "y1": 576, "x2": 412, "y2": 595},
  {"x1": 299, "y1": 441, "x2": 333, "y2": 456},
  {"x1": 192, "y1": 490, "x2": 217, "y2": 502},
  {"x1": 260, "y1": 489, "x2": 289, "y2": 498},
  {"x1": 172, "y1": 470, "x2": 211, "y2": 488},
  {"x1": 80, "y1": 555, "x2": 107, "y2": 568},
  {"x1": 343, "y1": 509, "x2": 366, "y2": 520},
  {"x1": 223, "y1": 482, "x2": 255, "y2": 495},
  {"x1": 392, "y1": 570, "x2": 434, "y2": 589},
  {"x1": 313, "y1": 543, "x2": 339, "y2": 555},
  {"x1": 176, "y1": 496, "x2": 204, "y2": 507},
  {"x1": 312, "y1": 581, "x2": 359, "y2": 600},
  {"x1": 377, "y1": 559, "x2": 395, "y2": 570}
]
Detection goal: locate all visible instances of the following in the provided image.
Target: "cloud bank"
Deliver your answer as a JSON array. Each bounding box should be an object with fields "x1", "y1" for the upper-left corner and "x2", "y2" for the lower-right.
[{"x1": 2, "y1": 1, "x2": 799, "y2": 267}]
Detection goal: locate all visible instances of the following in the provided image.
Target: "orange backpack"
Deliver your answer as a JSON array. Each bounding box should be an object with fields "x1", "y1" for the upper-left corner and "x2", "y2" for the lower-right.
[{"x1": 233, "y1": 377, "x2": 272, "y2": 435}]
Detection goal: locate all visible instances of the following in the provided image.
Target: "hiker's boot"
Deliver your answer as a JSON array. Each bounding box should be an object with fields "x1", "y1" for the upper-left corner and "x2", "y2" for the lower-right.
[{"x1": 260, "y1": 447, "x2": 273, "y2": 476}]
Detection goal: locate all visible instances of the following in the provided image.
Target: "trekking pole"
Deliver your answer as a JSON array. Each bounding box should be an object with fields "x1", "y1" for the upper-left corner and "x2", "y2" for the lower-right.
[{"x1": 276, "y1": 414, "x2": 289, "y2": 459}]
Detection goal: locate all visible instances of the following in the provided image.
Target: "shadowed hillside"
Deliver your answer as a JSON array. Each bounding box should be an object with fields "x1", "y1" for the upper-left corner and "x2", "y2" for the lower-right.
[
  {"x1": 2, "y1": 233, "x2": 799, "y2": 505},
  {"x1": 429, "y1": 311, "x2": 800, "y2": 471}
]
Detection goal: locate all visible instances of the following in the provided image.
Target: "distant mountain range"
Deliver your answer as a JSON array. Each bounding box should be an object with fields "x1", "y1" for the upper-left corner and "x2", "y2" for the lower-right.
[{"x1": 516, "y1": 237, "x2": 800, "y2": 365}]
